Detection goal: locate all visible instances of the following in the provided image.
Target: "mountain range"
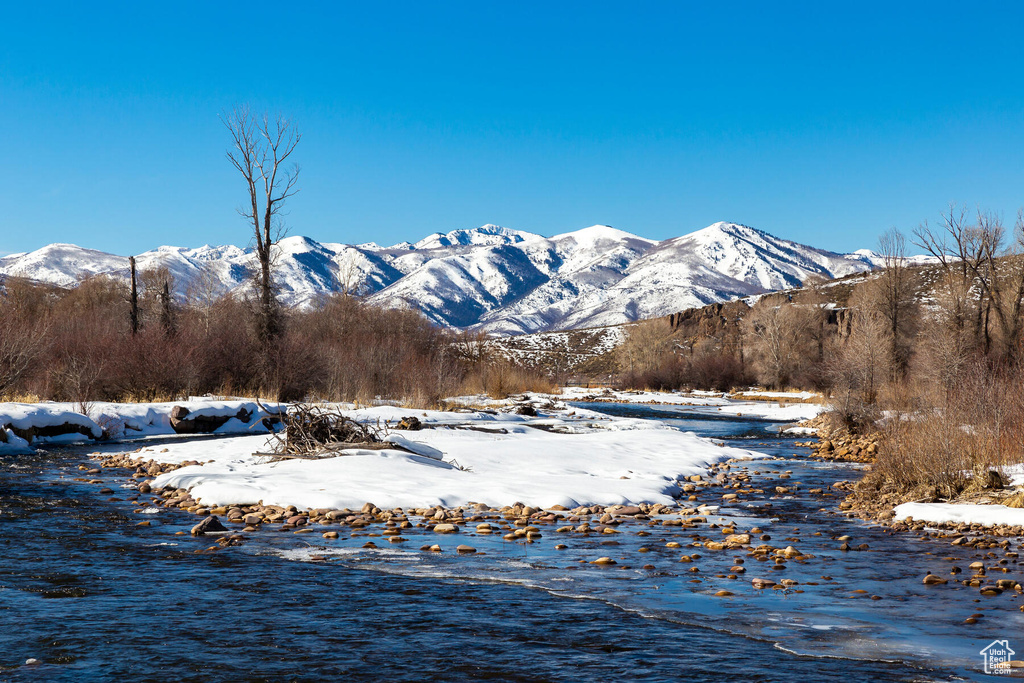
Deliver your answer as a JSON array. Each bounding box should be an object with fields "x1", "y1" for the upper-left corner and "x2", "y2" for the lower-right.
[{"x1": 0, "y1": 222, "x2": 886, "y2": 335}]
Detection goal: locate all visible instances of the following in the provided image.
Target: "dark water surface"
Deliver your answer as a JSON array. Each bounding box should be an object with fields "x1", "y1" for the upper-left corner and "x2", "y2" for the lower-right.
[{"x1": 0, "y1": 403, "x2": 1016, "y2": 681}]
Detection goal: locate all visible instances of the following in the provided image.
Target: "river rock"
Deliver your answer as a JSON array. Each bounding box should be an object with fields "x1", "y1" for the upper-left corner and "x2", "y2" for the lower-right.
[
  {"x1": 923, "y1": 574, "x2": 948, "y2": 585},
  {"x1": 191, "y1": 515, "x2": 228, "y2": 536},
  {"x1": 433, "y1": 523, "x2": 458, "y2": 533},
  {"x1": 725, "y1": 534, "x2": 750, "y2": 547}
]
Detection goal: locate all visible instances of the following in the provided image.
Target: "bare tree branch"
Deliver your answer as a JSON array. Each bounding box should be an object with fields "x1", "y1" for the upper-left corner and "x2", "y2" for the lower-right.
[{"x1": 221, "y1": 105, "x2": 301, "y2": 354}]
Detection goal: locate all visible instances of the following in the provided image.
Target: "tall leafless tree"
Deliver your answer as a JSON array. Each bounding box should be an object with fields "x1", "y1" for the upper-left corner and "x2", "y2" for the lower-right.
[
  {"x1": 913, "y1": 205, "x2": 986, "y2": 347},
  {"x1": 223, "y1": 106, "x2": 301, "y2": 346},
  {"x1": 873, "y1": 227, "x2": 916, "y2": 378}
]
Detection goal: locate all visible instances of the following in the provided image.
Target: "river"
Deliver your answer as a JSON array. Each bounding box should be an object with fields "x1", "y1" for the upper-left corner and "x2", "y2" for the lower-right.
[{"x1": 0, "y1": 402, "x2": 1017, "y2": 681}]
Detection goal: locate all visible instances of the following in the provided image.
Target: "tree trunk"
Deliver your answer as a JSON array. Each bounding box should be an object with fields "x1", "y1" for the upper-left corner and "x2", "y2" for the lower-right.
[{"x1": 129, "y1": 256, "x2": 139, "y2": 335}]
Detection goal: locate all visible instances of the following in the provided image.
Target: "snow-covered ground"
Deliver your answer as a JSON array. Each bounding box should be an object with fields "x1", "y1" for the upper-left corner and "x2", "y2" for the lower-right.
[
  {"x1": 893, "y1": 502, "x2": 1024, "y2": 528},
  {"x1": 132, "y1": 404, "x2": 762, "y2": 511},
  {"x1": 1003, "y1": 464, "x2": 1024, "y2": 487}
]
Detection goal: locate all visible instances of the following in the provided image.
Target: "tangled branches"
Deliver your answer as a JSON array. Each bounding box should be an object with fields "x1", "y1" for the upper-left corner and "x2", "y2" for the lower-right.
[{"x1": 269, "y1": 403, "x2": 383, "y2": 457}]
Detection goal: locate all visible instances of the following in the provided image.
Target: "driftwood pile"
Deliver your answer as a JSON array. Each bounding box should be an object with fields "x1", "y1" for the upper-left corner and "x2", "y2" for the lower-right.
[{"x1": 265, "y1": 404, "x2": 384, "y2": 460}]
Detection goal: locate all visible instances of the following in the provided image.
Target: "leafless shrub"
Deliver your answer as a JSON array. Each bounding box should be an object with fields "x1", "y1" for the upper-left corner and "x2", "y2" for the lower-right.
[
  {"x1": 872, "y1": 361, "x2": 1024, "y2": 497},
  {"x1": 463, "y1": 359, "x2": 556, "y2": 399},
  {"x1": 0, "y1": 304, "x2": 48, "y2": 396}
]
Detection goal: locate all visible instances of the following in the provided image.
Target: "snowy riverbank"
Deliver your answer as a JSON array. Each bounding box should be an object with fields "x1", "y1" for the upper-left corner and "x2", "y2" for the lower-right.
[
  {"x1": 128, "y1": 403, "x2": 763, "y2": 510},
  {"x1": 554, "y1": 387, "x2": 825, "y2": 422}
]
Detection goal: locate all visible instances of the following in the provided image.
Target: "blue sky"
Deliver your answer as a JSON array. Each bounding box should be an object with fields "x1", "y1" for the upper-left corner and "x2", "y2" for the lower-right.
[{"x1": 2, "y1": 2, "x2": 1023, "y2": 256}]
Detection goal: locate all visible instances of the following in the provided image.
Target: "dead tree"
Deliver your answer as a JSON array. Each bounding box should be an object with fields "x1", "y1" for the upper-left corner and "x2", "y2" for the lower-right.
[
  {"x1": 222, "y1": 106, "x2": 301, "y2": 346},
  {"x1": 128, "y1": 256, "x2": 139, "y2": 335}
]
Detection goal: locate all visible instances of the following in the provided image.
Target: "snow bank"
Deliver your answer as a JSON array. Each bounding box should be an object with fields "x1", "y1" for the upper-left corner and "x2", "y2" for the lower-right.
[
  {"x1": 0, "y1": 403, "x2": 102, "y2": 436},
  {"x1": 557, "y1": 387, "x2": 825, "y2": 422},
  {"x1": 0, "y1": 428, "x2": 32, "y2": 455},
  {"x1": 893, "y1": 502, "x2": 1024, "y2": 528},
  {"x1": 783, "y1": 426, "x2": 818, "y2": 436},
  {"x1": 0, "y1": 400, "x2": 286, "y2": 449},
  {"x1": 0, "y1": 404, "x2": 103, "y2": 450},
  {"x1": 144, "y1": 407, "x2": 762, "y2": 510}
]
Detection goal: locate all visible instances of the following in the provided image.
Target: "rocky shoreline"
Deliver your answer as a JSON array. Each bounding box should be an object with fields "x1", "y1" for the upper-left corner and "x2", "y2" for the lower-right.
[
  {"x1": 790, "y1": 416, "x2": 1024, "y2": 557},
  {"x1": 74, "y1": 427, "x2": 1024, "y2": 627},
  {"x1": 93, "y1": 449, "x2": 842, "y2": 588}
]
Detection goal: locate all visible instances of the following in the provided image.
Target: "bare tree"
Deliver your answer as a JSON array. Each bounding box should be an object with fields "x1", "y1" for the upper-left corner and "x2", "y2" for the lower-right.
[
  {"x1": 334, "y1": 250, "x2": 366, "y2": 297},
  {"x1": 184, "y1": 262, "x2": 228, "y2": 334},
  {"x1": 827, "y1": 309, "x2": 891, "y2": 431},
  {"x1": 139, "y1": 264, "x2": 176, "y2": 334},
  {"x1": 914, "y1": 205, "x2": 1024, "y2": 362},
  {"x1": 740, "y1": 299, "x2": 813, "y2": 389},
  {"x1": 617, "y1": 319, "x2": 674, "y2": 375},
  {"x1": 223, "y1": 106, "x2": 301, "y2": 345},
  {"x1": 913, "y1": 204, "x2": 986, "y2": 347},
  {"x1": 973, "y1": 210, "x2": 1024, "y2": 362},
  {"x1": 868, "y1": 227, "x2": 916, "y2": 378}
]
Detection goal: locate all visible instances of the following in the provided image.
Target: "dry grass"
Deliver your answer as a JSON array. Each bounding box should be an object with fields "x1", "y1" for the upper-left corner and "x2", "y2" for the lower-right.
[
  {"x1": 0, "y1": 392, "x2": 44, "y2": 403},
  {"x1": 870, "y1": 367, "x2": 1024, "y2": 499},
  {"x1": 461, "y1": 361, "x2": 557, "y2": 399}
]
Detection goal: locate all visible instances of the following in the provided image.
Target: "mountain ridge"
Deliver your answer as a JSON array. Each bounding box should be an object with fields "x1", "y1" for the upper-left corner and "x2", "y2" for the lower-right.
[{"x1": 0, "y1": 222, "x2": 887, "y2": 335}]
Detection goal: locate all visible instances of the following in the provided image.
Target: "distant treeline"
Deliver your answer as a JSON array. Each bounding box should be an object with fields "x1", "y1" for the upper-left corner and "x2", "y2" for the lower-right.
[{"x1": 0, "y1": 273, "x2": 552, "y2": 405}]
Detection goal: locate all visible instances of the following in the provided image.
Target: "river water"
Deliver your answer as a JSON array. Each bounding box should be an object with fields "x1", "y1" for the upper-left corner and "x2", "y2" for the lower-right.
[{"x1": 1, "y1": 403, "x2": 1019, "y2": 681}]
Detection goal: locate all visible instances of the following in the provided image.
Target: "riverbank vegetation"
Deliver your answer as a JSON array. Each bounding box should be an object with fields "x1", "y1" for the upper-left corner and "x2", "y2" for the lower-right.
[
  {"x1": 0, "y1": 274, "x2": 549, "y2": 405},
  {"x1": 615, "y1": 206, "x2": 1024, "y2": 504}
]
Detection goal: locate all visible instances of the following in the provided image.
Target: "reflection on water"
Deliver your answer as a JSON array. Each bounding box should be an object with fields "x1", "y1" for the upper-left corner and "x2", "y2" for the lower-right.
[{"x1": 0, "y1": 404, "x2": 1017, "y2": 681}]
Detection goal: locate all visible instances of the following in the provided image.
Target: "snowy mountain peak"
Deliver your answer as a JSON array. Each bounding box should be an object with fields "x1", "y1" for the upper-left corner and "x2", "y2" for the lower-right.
[
  {"x1": 0, "y1": 221, "x2": 889, "y2": 335},
  {"x1": 412, "y1": 224, "x2": 533, "y2": 250},
  {"x1": 550, "y1": 224, "x2": 654, "y2": 246}
]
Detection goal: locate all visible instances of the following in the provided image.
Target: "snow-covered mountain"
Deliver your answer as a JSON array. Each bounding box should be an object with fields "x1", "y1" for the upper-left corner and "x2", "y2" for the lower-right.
[{"x1": 0, "y1": 222, "x2": 881, "y2": 335}]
